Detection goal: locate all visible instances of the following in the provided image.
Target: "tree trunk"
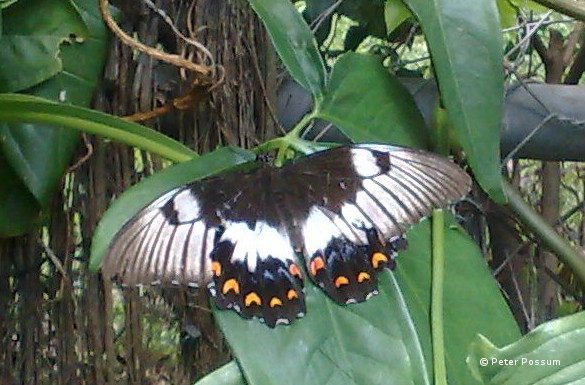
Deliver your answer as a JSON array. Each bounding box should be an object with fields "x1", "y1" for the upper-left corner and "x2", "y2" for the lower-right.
[{"x1": 0, "y1": 0, "x2": 277, "y2": 383}]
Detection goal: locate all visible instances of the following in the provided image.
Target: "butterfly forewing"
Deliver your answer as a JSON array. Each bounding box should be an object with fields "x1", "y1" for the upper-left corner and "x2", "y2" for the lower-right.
[
  {"x1": 102, "y1": 144, "x2": 471, "y2": 327},
  {"x1": 286, "y1": 145, "x2": 470, "y2": 305},
  {"x1": 103, "y1": 188, "x2": 216, "y2": 288}
]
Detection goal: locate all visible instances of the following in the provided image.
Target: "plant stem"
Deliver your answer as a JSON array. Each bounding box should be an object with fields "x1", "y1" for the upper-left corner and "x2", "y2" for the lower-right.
[
  {"x1": 431, "y1": 209, "x2": 447, "y2": 385},
  {"x1": 531, "y1": 0, "x2": 585, "y2": 23},
  {"x1": 288, "y1": 111, "x2": 317, "y2": 138},
  {"x1": 432, "y1": 104, "x2": 450, "y2": 156},
  {"x1": 503, "y1": 179, "x2": 585, "y2": 287},
  {"x1": 0, "y1": 94, "x2": 197, "y2": 163},
  {"x1": 251, "y1": 137, "x2": 283, "y2": 155}
]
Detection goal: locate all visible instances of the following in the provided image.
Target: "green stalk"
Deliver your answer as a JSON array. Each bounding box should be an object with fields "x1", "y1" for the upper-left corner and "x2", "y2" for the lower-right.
[
  {"x1": 430, "y1": 93, "x2": 449, "y2": 385},
  {"x1": 531, "y1": 0, "x2": 585, "y2": 22},
  {"x1": 288, "y1": 111, "x2": 317, "y2": 138},
  {"x1": 503, "y1": 179, "x2": 585, "y2": 287},
  {"x1": 431, "y1": 209, "x2": 447, "y2": 385},
  {"x1": 0, "y1": 94, "x2": 197, "y2": 163},
  {"x1": 432, "y1": 104, "x2": 450, "y2": 156},
  {"x1": 252, "y1": 112, "x2": 320, "y2": 164}
]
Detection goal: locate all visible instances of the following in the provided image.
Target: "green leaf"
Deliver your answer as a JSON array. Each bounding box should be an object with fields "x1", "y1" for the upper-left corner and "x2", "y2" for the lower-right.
[
  {"x1": 1, "y1": 0, "x2": 19, "y2": 10},
  {"x1": 0, "y1": 0, "x2": 104, "y2": 236},
  {"x1": 89, "y1": 147, "x2": 255, "y2": 272},
  {"x1": 385, "y1": 0, "x2": 413, "y2": 35},
  {"x1": 0, "y1": 94, "x2": 197, "y2": 164},
  {"x1": 0, "y1": 150, "x2": 42, "y2": 236},
  {"x1": 194, "y1": 361, "x2": 247, "y2": 385},
  {"x1": 497, "y1": 0, "x2": 519, "y2": 28},
  {"x1": 0, "y1": 0, "x2": 104, "y2": 203},
  {"x1": 248, "y1": 0, "x2": 326, "y2": 99},
  {"x1": 1, "y1": 0, "x2": 87, "y2": 37},
  {"x1": 511, "y1": 0, "x2": 548, "y2": 13},
  {"x1": 0, "y1": 0, "x2": 115, "y2": 207},
  {"x1": 403, "y1": 0, "x2": 506, "y2": 203},
  {"x1": 215, "y1": 217, "x2": 519, "y2": 385},
  {"x1": 467, "y1": 311, "x2": 585, "y2": 384},
  {"x1": 216, "y1": 270, "x2": 431, "y2": 385},
  {"x1": 397, "y1": 218, "x2": 521, "y2": 384},
  {"x1": 497, "y1": 0, "x2": 548, "y2": 28},
  {"x1": 0, "y1": 0, "x2": 88, "y2": 92},
  {"x1": 317, "y1": 52, "x2": 429, "y2": 148},
  {"x1": 0, "y1": 122, "x2": 78, "y2": 207},
  {"x1": 0, "y1": 36, "x2": 64, "y2": 93}
]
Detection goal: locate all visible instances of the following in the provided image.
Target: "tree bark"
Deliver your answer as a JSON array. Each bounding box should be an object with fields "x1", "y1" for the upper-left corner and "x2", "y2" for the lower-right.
[{"x1": 0, "y1": 0, "x2": 278, "y2": 383}]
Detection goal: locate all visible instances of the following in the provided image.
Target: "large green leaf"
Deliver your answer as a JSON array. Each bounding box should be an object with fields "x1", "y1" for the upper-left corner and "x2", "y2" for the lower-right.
[
  {"x1": 195, "y1": 361, "x2": 247, "y2": 385},
  {"x1": 385, "y1": 0, "x2": 413, "y2": 35},
  {"x1": 0, "y1": 36, "x2": 65, "y2": 93},
  {"x1": 89, "y1": 147, "x2": 255, "y2": 272},
  {"x1": 214, "y1": 217, "x2": 519, "y2": 385},
  {"x1": 0, "y1": 0, "x2": 88, "y2": 93},
  {"x1": 248, "y1": 0, "x2": 326, "y2": 99},
  {"x1": 0, "y1": 150, "x2": 42, "y2": 236},
  {"x1": 403, "y1": 0, "x2": 506, "y2": 203},
  {"x1": 396, "y1": 218, "x2": 521, "y2": 384},
  {"x1": 0, "y1": 0, "x2": 96, "y2": 206},
  {"x1": 467, "y1": 311, "x2": 585, "y2": 384},
  {"x1": 216, "y1": 267, "x2": 430, "y2": 385},
  {"x1": 0, "y1": 0, "x2": 108, "y2": 236},
  {"x1": 317, "y1": 52, "x2": 429, "y2": 148}
]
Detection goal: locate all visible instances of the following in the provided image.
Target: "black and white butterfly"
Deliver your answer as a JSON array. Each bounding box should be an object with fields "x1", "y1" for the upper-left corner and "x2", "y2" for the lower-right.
[{"x1": 103, "y1": 144, "x2": 471, "y2": 327}]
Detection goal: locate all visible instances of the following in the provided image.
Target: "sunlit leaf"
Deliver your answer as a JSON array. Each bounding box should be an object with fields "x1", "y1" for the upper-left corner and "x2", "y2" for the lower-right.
[
  {"x1": 216, "y1": 217, "x2": 519, "y2": 385},
  {"x1": 404, "y1": 0, "x2": 506, "y2": 202},
  {"x1": 384, "y1": 0, "x2": 412, "y2": 35},
  {"x1": 317, "y1": 52, "x2": 429, "y2": 148},
  {"x1": 194, "y1": 361, "x2": 247, "y2": 385},
  {"x1": 248, "y1": 0, "x2": 326, "y2": 99},
  {"x1": 467, "y1": 311, "x2": 585, "y2": 384}
]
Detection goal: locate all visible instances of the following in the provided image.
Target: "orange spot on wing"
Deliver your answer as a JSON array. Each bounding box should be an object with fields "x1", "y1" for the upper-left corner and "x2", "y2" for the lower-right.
[
  {"x1": 289, "y1": 263, "x2": 302, "y2": 279},
  {"x1": 334, "y1": 276, "x2": 349, "y2": 288},
  {"x1": 371, "y1": 252, "x2": 388, "y2": 269},
  {"x1": 310, "y1": 256, "x2": 325, "y2": 276},
  {"x1": 222, "y1": 279, "x2": 240, "y2": 294},
  {"x1": 270, "y1": 297, "x2": 283, "y2": 307},
  {"x1": 357, "y1": 272, "x2": 371, "y2": 283},
  {"x1": 211, "y1": 261, "x2": 222, "y2": 276},
  {"x1": 245, "y1": 292, "x2": 262, "y2": 307},
  {"x1": 287, "y1": 289, "x2": 298, "y2": 300}
]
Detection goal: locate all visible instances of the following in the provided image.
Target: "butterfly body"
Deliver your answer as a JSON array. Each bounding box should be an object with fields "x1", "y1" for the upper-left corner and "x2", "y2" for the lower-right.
[{"x1": 104, "y1": 144, "x2": 471, "y2": 327}]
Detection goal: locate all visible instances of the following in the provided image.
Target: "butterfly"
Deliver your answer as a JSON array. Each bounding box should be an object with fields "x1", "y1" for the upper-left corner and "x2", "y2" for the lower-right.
[{"x1": 103, "y1": 144, "x2": 471, "y2": 327}]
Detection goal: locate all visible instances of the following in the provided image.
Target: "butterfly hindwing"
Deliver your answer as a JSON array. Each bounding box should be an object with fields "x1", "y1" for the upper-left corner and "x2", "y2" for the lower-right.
[
  {"x1": 103, "y1": 144, "x2": 471, "y2": 327},
  {"x1": 208, "y1": 221, "x2": 306, "y2": 327}
]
